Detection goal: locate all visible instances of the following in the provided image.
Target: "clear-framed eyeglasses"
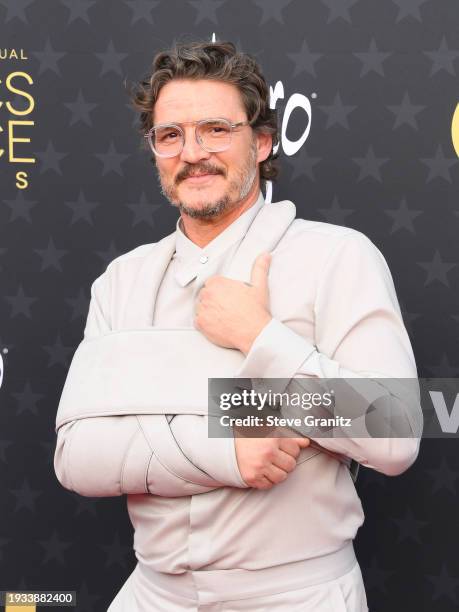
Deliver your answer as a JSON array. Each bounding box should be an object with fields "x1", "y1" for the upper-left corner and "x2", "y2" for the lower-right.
[{"x1": 144, "y1": 117, "x2": 253, "y2": 158}]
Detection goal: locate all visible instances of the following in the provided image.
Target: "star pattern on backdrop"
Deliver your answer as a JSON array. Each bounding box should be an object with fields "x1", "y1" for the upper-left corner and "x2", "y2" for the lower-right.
[
  {"x1": 75, "y1": 581, "x2": 102, "y2": 611},
  {"x1": 77, "y1": 582, "x2": 101, "y2": 612},
  {"x1": 189, "y1": 0, "x2": 227, "y2": 25},
  {"x1": 352, "y1": 146, "x2": 389, "y2": 182},
  {"x1": 31, "y1": 38, "x2": 66, "y2": 76},
  {"x1": 252, "y1": 0, "x2": 294, "y2": 25},
  {"x1": 100, "y1": 533, "x2": 134, "y2": 569},
  {"x1": 38, "y1": 530, "x2": 73, "y2": 565},
  {"x1": 424, "y1": 36, "x2": 459, "y2": 76},
  {"x1": 64, "y1": 90, "x2": 98, "y2": 127},
  {"x1": 320, "y1": 0, "x2": 359, "y2": 24},
  {"x1": 426, "y1": 457, "x2": 459, "y2": 494},
  {"x1": 384, "y1": 197, "x2": 423, "y2": 233},
  {"x1": 363, "y1": 557, "x2": 394, "y2": 595},
  {"x1": 94, "y1": 141, "x2": 130, "y2": 176},
  {"x1": 35, "y1": 141, "x2": 69, "y2": 175},
  {"x1": 95, "y1": 240, "x2": 123, "y2": 267},
  {"x1": 318, "y1": 92, "x2": 357, "y2": 129},
  {"x1": 95, "y1": 40, "x2": 129, "y2": 77},
  {"x1": 318, "y1": 195, "x2": 356, "y2": 225},
  {"x1": 12, "y1": 382, "x2": 45, "y2": 416},
  {"x1": 3, "y1": 192, "x2": 38, "y2": 223},
  {"x1": 286, "y1": 147, "x2": 322, "y2": 181},
  {"x1": 60, "y1": 0, "x2": 96, "y2": 24},
  {"x1": 127, "y1": 191, "x2": 162, "y2": 228},
  {"x1": 287, "y1": 39, "x2": 323, "y2": 78},
  {"x1": 386, "y1": 91, "x2": 426, "y2": 130},
  {"x1": 391, "y1": 0, "x2": 430, "y2": 23},
  {"x1": 10, "y1": 479, "x2": 43, "y2": 512},
  {"x1": 4, "y1": 286, "x2": 38, "y2": 318},
  {"x1": 392, "y1": 508, "x2": 429, "y2": 544},
  {"x1": 34, "y1": 237, "x2": 69, "y2": 272},
  {"x1": 426, "y1": 565, "x2": 459, "y2": 604},
  {"x1": 64, "y1": 190, "x2": 100, "y2": 225},
  {"x1": 420, "y1": 145, "x2": 458, "y2": 182},
  {"x1": 124, "y1": 0, "x2": 159, "y2": 24},
  {"x1": 43, "y1": 335, "x2": 76, "y2": 368},
  {"x1": 354, "y1": 38, "x2": 392, "y2": 77},
  {"x1": 418, "y1": 251, "x2": 457, "y2": 287},
  {"x1": 0, "y1": 0, "x2": 34, "y2": 23}
]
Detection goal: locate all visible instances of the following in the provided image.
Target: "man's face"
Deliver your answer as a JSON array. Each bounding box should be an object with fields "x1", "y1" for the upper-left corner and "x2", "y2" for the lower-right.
[{"x1": 152, "y1": 78, "x2": 265, "y2": 219}]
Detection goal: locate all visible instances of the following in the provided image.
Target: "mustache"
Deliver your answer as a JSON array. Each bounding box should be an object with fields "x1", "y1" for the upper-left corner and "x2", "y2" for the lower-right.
[{"x1": 177, "y1": 165, "x2": 225, "y2": 182}]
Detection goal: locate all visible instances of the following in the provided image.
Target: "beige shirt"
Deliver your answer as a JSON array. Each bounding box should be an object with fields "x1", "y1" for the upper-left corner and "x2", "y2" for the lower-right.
[
  {"x1": 54, "y1": 190, "x2": 422, "y2": 578},
  {"x1": 152, "y1": 190, "x2": 266, "y2": 327}
]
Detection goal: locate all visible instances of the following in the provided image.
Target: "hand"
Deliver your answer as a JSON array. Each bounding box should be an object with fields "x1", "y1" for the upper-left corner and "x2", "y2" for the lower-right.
[
  {"x1": 234, "y1": 430, "x2": 311, "y2": 490},
  {"x1": 194, "y1": 252, "x2": 273, "y2": 354}
]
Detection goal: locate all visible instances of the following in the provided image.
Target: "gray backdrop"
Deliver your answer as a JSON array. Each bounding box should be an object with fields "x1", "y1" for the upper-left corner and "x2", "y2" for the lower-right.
[{"x1": 1, "y1": 1, "x2": 458, "y2": 610}]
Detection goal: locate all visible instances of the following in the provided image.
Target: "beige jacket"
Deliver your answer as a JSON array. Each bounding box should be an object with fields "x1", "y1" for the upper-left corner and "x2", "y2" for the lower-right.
[{"x1": 54, "y1": 196, "x2": 422, "y2": 575}]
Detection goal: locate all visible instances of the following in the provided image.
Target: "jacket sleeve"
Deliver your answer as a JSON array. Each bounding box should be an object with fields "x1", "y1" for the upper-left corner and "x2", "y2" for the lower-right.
[
  {"x1": 233, "y1": 231, "x2": 423, "y2": 477},
  {"x1": 53, "y1": 269, "x2": 248, "y2": 498}
]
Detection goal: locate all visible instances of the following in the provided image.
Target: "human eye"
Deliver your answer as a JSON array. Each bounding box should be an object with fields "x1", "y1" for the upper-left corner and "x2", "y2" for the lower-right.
[
  {"x1": 156, "y1": 127, "x2": 179, "y2": 143},
  {"x1": 201, "y1": 121, "x2": 230, "y2": 136}
]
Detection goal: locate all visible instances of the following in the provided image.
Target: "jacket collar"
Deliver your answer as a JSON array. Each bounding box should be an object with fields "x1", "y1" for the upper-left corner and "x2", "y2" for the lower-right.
[
  {"x1": 173, "y1": 190, "x2": 266, "y2": 287},
  {"x1": 123, "y1": 194, "x2": 296, "y2": 328}
]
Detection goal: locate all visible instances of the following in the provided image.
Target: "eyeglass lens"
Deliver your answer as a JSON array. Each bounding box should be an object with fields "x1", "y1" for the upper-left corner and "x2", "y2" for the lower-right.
[{"x1": 152, "y1": 120, "x2": 232, "y2": 155}]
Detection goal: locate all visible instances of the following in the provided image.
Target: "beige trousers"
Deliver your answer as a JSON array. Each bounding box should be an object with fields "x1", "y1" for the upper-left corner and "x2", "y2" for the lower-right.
[{"x1": 107, "y1": 543, "x2": 368, "y2": 612}]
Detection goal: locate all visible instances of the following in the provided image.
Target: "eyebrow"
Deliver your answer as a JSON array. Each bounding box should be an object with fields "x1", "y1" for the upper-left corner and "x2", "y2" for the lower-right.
[{"x1": 153, "y1": 116, "x2": 234, "y2": 127}]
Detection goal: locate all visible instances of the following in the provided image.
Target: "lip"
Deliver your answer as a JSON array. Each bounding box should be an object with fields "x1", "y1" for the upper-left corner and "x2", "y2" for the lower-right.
[{"x1": 184, "y1": 173, "x2": 219, "y2": 183}]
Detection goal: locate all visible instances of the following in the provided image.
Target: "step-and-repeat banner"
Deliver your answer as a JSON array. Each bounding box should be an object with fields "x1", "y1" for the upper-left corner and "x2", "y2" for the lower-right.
[{"x1": 1, "y1": 1, "x2": 458, "y2": 610}]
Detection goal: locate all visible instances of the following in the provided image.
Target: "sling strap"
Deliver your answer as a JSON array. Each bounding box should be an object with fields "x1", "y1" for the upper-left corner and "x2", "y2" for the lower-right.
[{"x1": 56, "y1": 200, "x2": 296, "y2": 429}]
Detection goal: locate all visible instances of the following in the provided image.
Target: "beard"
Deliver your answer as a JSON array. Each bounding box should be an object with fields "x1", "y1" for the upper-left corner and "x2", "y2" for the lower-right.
[{"x1": 155, "y1": 139, "x2": 258, "y2": 219}]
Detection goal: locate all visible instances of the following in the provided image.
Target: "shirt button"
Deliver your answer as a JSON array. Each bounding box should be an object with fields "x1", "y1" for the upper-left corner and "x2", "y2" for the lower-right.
[{"x1": 199, "y1": 255, "x2": 208, "y2": 264}]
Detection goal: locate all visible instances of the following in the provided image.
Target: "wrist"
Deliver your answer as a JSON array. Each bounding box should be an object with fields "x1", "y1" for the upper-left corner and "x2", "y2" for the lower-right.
[{"x1": 238, "y1": 313, "x2": 272, "y2": 355}]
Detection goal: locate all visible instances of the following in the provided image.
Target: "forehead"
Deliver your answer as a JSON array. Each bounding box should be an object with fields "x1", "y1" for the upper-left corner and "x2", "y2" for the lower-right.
[{"x1": 153, "y1": 79, "x2": 247, "y2": 124}]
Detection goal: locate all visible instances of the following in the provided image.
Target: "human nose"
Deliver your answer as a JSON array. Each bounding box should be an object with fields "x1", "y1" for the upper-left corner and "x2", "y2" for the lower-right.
[{"x1": 178, "y1": 126, "x2": 211, "y2": 164}]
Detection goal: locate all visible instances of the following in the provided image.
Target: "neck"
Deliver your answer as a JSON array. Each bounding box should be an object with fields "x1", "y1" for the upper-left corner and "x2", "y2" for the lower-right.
[{"x1": 179, "y1": 179, "x2": 261, "y2": 248}]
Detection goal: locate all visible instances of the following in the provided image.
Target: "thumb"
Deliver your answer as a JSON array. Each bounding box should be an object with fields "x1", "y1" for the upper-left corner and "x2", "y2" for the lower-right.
[
  {"x1": 296, "y1": 437, "x2": 311, "y2": 448},
  {"x1": 250, "y1": 252, "x2": 271, "y2": 292}
]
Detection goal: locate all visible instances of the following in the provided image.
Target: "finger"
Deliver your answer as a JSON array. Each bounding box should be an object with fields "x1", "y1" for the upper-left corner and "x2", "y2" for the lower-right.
[
  {"x1": 250, "y1": 252, "x2": 271, "y2": 291},
  {"x1": 263, "y1": 463, "x2": 289, "y2": 485},
  {"x1": 295, "y1": 437, "x2": 311, "y2": 448},
  {"x1": 278, "y1": 438, "x2": 304, "y2": 459},
  {"x1": 272, "y1": 449, "x2": 298, "y2": 473},
  {"x1": 252, "y1": 475, "x2": 275, "y2": 490}
]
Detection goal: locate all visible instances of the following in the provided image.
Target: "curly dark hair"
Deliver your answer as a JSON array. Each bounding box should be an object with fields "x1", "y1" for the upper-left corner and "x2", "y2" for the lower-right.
[{"x1": 128, "y1": 38, "x2": 280, "y2": 182}]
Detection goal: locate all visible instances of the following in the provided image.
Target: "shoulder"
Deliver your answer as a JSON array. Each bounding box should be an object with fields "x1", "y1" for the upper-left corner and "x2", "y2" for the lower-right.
[
  {"x1": 279, "y1": 216, "x2": 385, "y2": 264},
  {"x1": 92, "y1": 230, "x2": 175, "y2": 289},
  {"x1": 288, "y1": 217, "x2": 365, "y2": 243},
  {"x1": 106, "y1": 242, "x2": 157, "y2": 273}
]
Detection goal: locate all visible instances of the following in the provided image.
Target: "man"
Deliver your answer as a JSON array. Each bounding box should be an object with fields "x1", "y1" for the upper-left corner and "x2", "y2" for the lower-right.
[{"x1": 54, "y1": 40, "x2": 422, "y2": 611}]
